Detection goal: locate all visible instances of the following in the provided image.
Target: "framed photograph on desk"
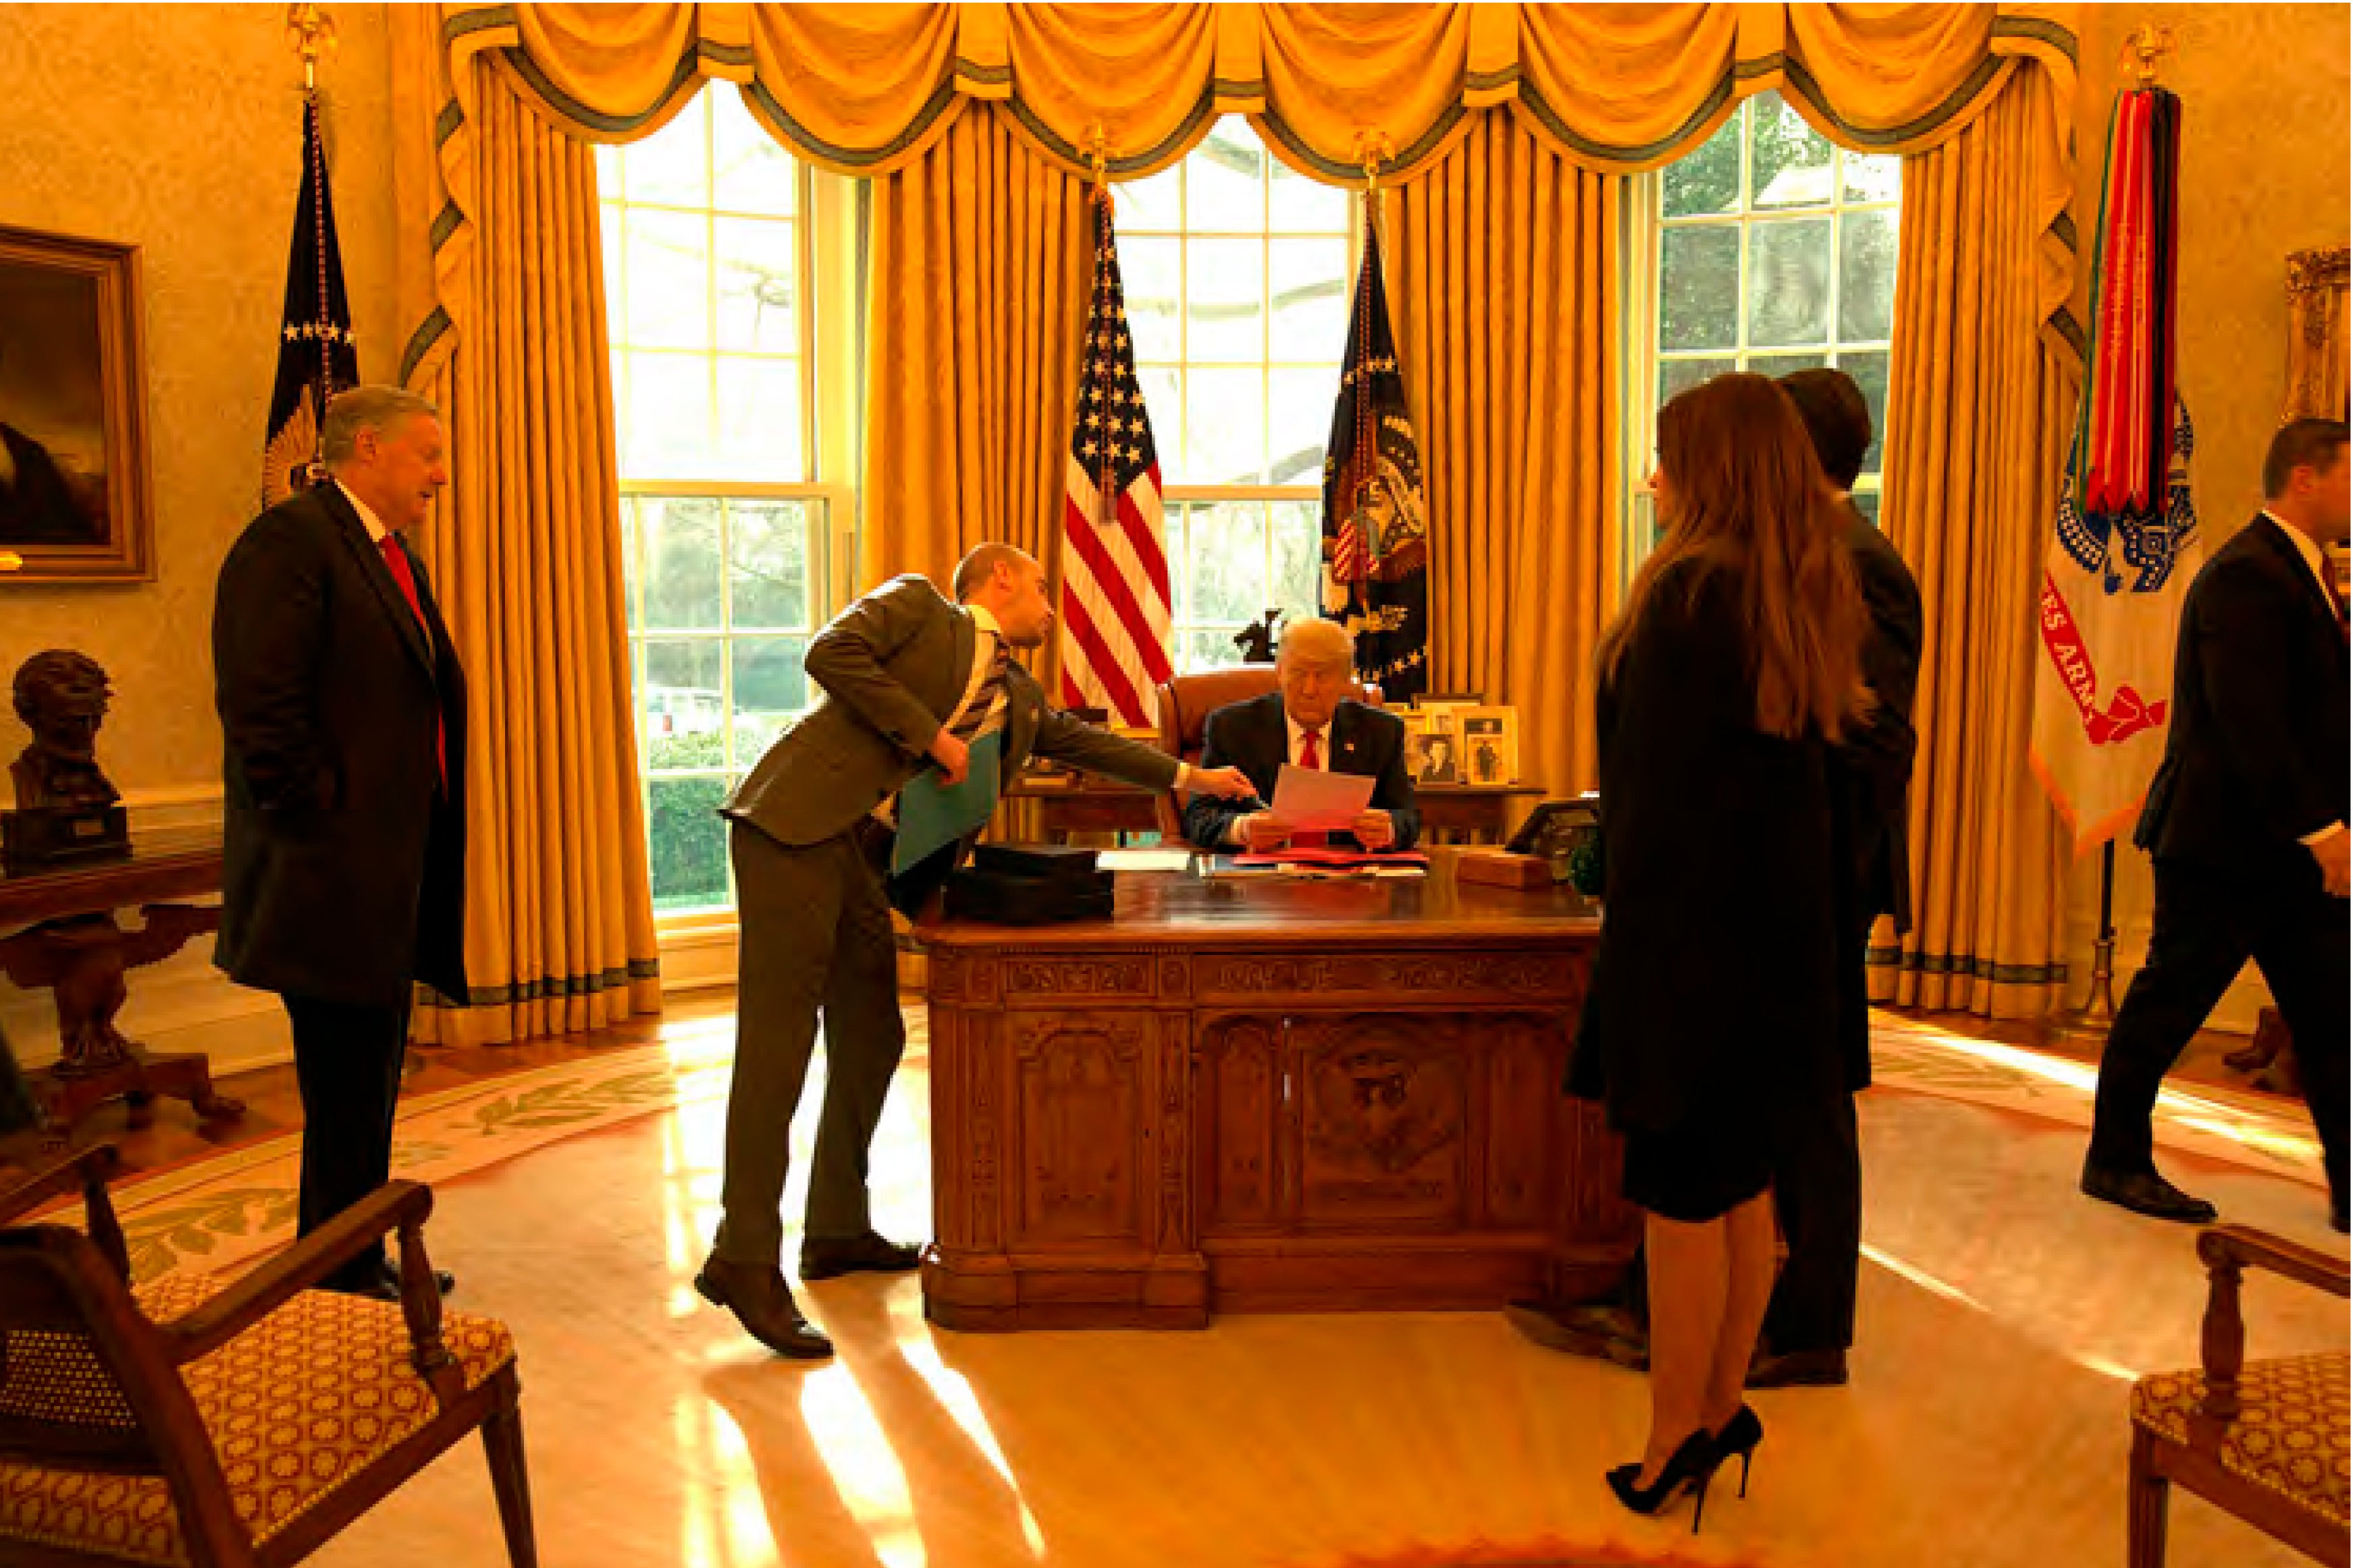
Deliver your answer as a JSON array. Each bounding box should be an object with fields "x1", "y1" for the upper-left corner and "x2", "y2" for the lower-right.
[{"x1": 1460, "y1": 706, "x2": 1518, "y2": 785}]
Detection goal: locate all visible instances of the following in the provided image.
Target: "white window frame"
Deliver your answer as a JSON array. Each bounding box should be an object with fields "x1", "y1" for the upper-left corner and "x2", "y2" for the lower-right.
[
  {"x1": 1620, "y1": 93, "x2": 1902, "y2": 594},
  {"x1": 600, "y1": 94, "x2": 864, "y2": 929}
]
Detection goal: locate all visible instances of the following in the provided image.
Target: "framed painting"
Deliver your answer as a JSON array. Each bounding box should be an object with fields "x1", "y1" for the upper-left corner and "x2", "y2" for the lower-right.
[{"x1": 0, "y1": 224, "x2": 153, "y2": 584}]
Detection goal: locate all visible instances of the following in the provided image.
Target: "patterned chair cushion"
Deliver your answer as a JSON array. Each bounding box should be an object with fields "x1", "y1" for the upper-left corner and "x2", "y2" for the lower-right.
[
  {"x1": 2132, "y1": 1351, "x2": 2351, "y2": 1527},
  {"x1": 0, "y1": 1273, "x2": 516, "y2": 1565}
]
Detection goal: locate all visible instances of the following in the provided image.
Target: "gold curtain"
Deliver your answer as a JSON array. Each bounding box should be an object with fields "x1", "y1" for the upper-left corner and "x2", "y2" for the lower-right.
[
  {"x1": 862, "y1": 105, "x2": 1092, "y2": 617},
  {"x1": 392, "y1": 23, "x2": 661, "y2": 1045},
  {"x1": 1394, "y1": 114, "x2": 1620, "y2": 796},
  {"x1": 1876, "y1": 72, "x2": 2073, "y2": 1018}
]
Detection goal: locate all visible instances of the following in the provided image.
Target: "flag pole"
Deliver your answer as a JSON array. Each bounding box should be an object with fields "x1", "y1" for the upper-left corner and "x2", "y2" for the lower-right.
[{"x1": 2044, "y1": 24, "x2": 2175, "y2": 1050}]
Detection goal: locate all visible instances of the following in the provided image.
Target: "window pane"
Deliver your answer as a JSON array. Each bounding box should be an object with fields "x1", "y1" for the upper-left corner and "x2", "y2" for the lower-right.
[
  {"x1": 1270, "y1": 236, "x2": 1348, "y2": 364},
  {"x1": 638, "y1": 498, "x2": 723, "y2": 630},
  {"x1": 1270, "y1": 499, "x2": 1324, "y2": 621},
  {"x1": 594, "y1": 144, "x2": 623, "y2": 199},
  {"x1": 1658, "y1": 355, "x2": 1735, "y2": 408},
  {"x1": 1747, "y1": 217, "x2": 1831, "y2": 346},
  {"x1": 1267, "y1": 367, "x2": 1331, "y2": 487},
  {"x1": 1839, "y1": 210, "x2": 1900, "y2": 342},
  {"x1": 1161, "y1": 502, "x2": 1194, "y2": 622},
  {"x1": 1751, "y1": 93, "x2": 1834, "y2": 210},
  {"x1": 642, "y1": 639, "x2": 726, "y2": 770},
  {"x1": 1123, "y1": 236, "x2": 1182, "y2": 365},
  {"x1": 1138, "y1": 365, "x2": 1184, "y2": 468},
  {"x1": 1187, "y1": 237, "x2": 1264, "y2": 363},
  {"x1": 600, "y1": 203, "x2": 623, "y2": 303},
  {"x1": 623, "y1": 101, "x2": 709, "y2": 209},
  {"x1": 1189, "y1": 499, "x2": 1270, "y2": 624},
  {"x1": 647, "y1": 775, "x2": 731, "y2": 911},
  {"x1": 622, "y1": 211, "x2": 711, "y2": 350},
  {"x1": 1843, "y1": 151, "x2": 1902, "y2": 206},
  {"x1": 714, "y1": 357, "x2": 803, "y2": 481},
  {"x1": 712, "y1": 92, "x2": 794, "y2": 217},
  {"x1": 1123, "y1": 165, "x2": 1183, "y2": 232},
  {"x1": 623, "y1": 355, "x2": 716, "y2": 480},
  {"x1": 716, "y1": 217, "x2": 796, "y2": 353},
  {"x1": 1658, "y1": 226, "x2": 1739, "y2": 351},
  {"x1": 619, "y1": 499, "x2": 641, "y2": 631},
  {"x1": 1842, "y1": 350, "x2": 1891, "y2": 477},
  {"x1": 728, "y1": 499, "x2": 810, "y2": 629},
  {"x1": 1663, "y1": 107, "x2": 1743, "y2": 218},
  {"x1": 730, "y1": 636, "x2": 810, "y2": 761},
  {"x1": 1746, "y1": 351, "x2": 1828, "y2": 384},
  {"x1": 1186, "y1": 126, "x2": 1263, "y2": 229},
  {"x1": 1850, "y1": 488, "x2": 1882, "y2": 526},
  {"x1": 1182, "y1": 626, "x2": 1244, "y2": 672},
  {"x1": 1184, "y1": 367, "x2": 1265, "y2": 485},
  {"x1": 1269, "y1": 157, "x2": 1348, "y2": 234}
]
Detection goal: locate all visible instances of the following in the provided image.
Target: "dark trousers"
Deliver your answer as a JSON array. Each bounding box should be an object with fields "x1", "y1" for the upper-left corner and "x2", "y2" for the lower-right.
[
  {"x1": 0, "y1": 1020, "x2": 37, "y2": 1134},
  {"x1": 714, "y1": 819, "x2": 907, "y2": 1268},
  {"x1": 284, "y1": 992, "x2": 411, "y2": 1288},
  {"x1": 2090, "y1": 856, "x2": 2349, "y2": 1207},
  {"x1": 1758, "y1": 918, "x2": 1868, "y2": 1355}
]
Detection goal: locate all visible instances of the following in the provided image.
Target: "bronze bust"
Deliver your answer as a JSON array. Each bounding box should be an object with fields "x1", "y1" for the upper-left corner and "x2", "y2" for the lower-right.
[{"x1": 9, "y1": 650, "x2": 121, "y2": 813}]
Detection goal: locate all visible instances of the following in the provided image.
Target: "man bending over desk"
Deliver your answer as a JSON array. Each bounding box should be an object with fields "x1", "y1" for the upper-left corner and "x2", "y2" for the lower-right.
[{"x1": 1184, "y1": 618, "x2": 1420, "y2": 854}]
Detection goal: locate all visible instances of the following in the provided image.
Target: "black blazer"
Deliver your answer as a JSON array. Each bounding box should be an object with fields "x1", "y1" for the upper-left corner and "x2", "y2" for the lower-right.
[
  {"x1": 1181, "y1": 691, "x2": 1419, "y2": 850},
  {"x1": 1568, "y1": 560, "x2": 1846, "y2": 1133},
  {"x1": 213, "y1": 483, "x2": 469, "y2": 1008},
  {"x1": 1837, "y1": 506, "x2": 1923, "y2": 932},
  {"x1": 2135, "y1": 513, "x2": 2349, "y2": 884}
]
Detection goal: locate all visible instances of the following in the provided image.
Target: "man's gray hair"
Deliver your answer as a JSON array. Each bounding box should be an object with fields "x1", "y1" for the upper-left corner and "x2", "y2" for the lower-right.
[
  {"x1": 321, "y1": 386, "x2": 440, "y2": 465},
  {"x1": 1277, "y1": 617, "x2": 1355, "y2": 668}
]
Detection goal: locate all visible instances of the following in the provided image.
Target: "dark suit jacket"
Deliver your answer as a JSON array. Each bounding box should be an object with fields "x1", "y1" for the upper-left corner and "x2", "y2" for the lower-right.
[
  {"x1": 1837, "y1": 505, "x2": 1923, "y2": 933},
  {"x1": 2135, "y1": 514, "x2": 2349, "y2": 886},
  {"x1": 1181, "y1": 691, "x2": 1419, "y2": 850},
  {"x1": 213, "y1": 483, "x2": 469, "y2": 1008},
  {"x1": 1568, "y1": 560, "x2": 1845, "y2": 1135},
  {"x1": 726, "y1": 572, "x2": 1183, "y2": 857}
]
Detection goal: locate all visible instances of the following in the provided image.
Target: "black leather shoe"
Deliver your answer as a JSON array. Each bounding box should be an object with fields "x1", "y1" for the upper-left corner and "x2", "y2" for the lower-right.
[
  {"x1": 799, "y1": 1231, "x2": 923, "y2": 1281},
  {"x1": 2081, "y1": 1162, "x2": 2218, "y2": 1224},
  {"x1": 695, "y1": 1258, "x2": 834, "y2": 1359},
  {"x1": 1504, "y1": 1300, "x2": 1649, "y2": 1370},
  {"x1": 1745, "y1": 1347, "x2": 1849, "y2": 1388},
  {"x1": 326, "y1": 1260, "x2": 456, "y2": 1302},
  {"x1": 2331, "y1": 1196, "x2": 2346, "y2": 1235}
]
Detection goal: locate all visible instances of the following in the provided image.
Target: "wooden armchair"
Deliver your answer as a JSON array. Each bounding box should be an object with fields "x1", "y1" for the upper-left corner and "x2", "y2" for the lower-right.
[
  {"x1": 2128, "y1": 1223, "x2": 2349, "y2": 1567},
  {"x1": 0, "y1": 1146, "x2": 535, "y2": 1567},
  {"x1": 1150, "y1": 668, "x2": 1380, "y2": 840}
]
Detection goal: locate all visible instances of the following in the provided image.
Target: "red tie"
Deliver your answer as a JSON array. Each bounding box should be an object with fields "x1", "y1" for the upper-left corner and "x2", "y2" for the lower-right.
[
  {"x1": 1299, "y1": 728, "x2": 1322, "y2": 769},
  {"x1": 377, "y1": 533, "x2": 448, "y2": 792}
]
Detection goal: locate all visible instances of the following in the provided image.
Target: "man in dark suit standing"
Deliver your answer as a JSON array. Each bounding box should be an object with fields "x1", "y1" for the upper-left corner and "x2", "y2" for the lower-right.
[
  {"x1": 702, "y1": 543, "x2": 1252, "y2": 1358},
  {"x1": 1753, "y1": 368, "x2": 1923, "y2": 1387},
  {"x1": 213, "y1": 386, "x2": 467, "y2": 1300},
  {"x1": 2085, "y1": 418, "x2": 2350, "y2": 1231},
  {"x1": 1181, "y1": 617, "x2": 1419, "y2": 853}
]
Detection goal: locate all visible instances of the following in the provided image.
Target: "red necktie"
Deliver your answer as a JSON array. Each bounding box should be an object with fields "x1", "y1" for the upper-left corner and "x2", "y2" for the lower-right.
[
  {"x1": 377, "y1": 533, "x2": 448, "y2": 792},
  {"x1": 1299, "y1": 728, "x2": 1322, "y2": 769}
]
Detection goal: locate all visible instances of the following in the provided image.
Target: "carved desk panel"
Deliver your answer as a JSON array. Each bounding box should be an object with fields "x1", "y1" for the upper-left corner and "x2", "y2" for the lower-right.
[{"x1": 918, "y1": 853, "x2": 1632, "y2": 1330}]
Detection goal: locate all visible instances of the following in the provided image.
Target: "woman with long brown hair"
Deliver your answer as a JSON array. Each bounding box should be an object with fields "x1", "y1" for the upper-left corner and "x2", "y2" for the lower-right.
[{"x1": 1570, "y1": 372, "x2": 1865, "y2": 1527}]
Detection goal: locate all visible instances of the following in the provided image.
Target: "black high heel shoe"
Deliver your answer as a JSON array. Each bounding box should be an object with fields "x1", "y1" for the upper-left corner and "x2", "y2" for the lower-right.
[
  {"x1": 1712, "y1": 1404, "x2": 1764, "y2": 1498},
  {"x1": 1605, "y1": 1428, "x2": 1722, "y2": 1532}
]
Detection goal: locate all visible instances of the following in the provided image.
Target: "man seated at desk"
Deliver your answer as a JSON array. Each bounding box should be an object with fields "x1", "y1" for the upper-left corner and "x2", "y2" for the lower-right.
[{"x1": 1183, "y1": 618, "x2": 1420, "y2": 853}]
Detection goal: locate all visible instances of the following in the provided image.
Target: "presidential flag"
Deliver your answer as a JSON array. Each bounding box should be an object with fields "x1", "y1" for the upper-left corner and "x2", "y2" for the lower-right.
[
  {"x1": 1321, "y1": 223, "x2": 1428, "y2": 699},
  {"x1": 1057, "y1": 188, "x2": 1174, "y2": 726},
  {"x1": 262, "y1": 94, "x2": 358, "y2": 508},
  {"x1": 2030, "y1": 86, "x2": 2200, "y2": 853}
]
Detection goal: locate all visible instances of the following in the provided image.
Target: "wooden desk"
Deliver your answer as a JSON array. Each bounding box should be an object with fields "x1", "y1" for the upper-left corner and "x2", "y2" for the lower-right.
[
  {"x1": 1005, "y1": 775, "x2": 1545, "y2": 846},
  {"x1": 0, "y1": 826, "x2": 244, "y2": 1135},
  {"x1": 917, "y1": 849, "x2": 1633, "y2": 1330}
]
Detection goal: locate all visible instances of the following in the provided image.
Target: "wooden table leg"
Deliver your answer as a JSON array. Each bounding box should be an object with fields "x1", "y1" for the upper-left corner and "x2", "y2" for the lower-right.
[{"x1": 0, "y1": 904, "x2": 245, "y2": 1138}]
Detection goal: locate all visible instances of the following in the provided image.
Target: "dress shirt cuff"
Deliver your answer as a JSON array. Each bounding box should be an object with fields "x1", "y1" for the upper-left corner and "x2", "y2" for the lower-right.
[{"x1": 2301, "y1": 821, "x2": 2347, "y2": 848}]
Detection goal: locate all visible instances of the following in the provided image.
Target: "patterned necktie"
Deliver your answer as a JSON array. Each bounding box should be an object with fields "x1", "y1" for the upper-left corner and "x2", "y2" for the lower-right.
[
  {"x1": 376, "y1": 533, "x2": 447, "y2": 791},
  {"x1": 949, "y1": 636, "x2": 1011, "y2": 743},
  {"x1": 1299, "y1": 728, "x2": 1323, "y2": 769}
]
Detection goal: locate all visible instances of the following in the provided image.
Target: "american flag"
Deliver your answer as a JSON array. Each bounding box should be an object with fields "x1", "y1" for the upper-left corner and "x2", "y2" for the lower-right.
[{"x1": 1057, "y1": 190, "x2": 1173, "y2": 727}]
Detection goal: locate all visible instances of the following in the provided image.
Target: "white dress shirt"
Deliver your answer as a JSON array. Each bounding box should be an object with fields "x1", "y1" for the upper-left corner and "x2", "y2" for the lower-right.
[{"x1": 338, "y1": 479, "x2": 389, "y2": 544}]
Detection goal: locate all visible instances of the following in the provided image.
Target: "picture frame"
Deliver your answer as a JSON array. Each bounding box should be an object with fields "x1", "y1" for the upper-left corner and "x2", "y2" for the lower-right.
[
  {"x1": 0, "y1": 223, "x2": 153, "y2": 585},
  {"x1": 1403, "y1": 707, "x2": 1460, "y2": 785},
  {"x1": 1459, "y1": 705, "x2": 1519, "y2": 785}
]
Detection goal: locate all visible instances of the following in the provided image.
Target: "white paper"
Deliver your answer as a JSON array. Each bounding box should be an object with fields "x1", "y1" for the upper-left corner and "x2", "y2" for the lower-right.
[
  {"x1": 1269, "y1": 763, "x2": 1376, "y2": 832},
  {"x1": 1096, "y1": 848, "x2": 1194, "y2": 873}
]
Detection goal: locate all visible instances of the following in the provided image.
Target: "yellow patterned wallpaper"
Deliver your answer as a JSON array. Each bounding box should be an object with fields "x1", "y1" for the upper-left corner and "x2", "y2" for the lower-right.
[
  {"x1": 0, "y1": 2, "x2": 398, "y2": 805},
  {"x1": 2065, "y1": 3, "x2": 2350, "y2": 1028}
]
